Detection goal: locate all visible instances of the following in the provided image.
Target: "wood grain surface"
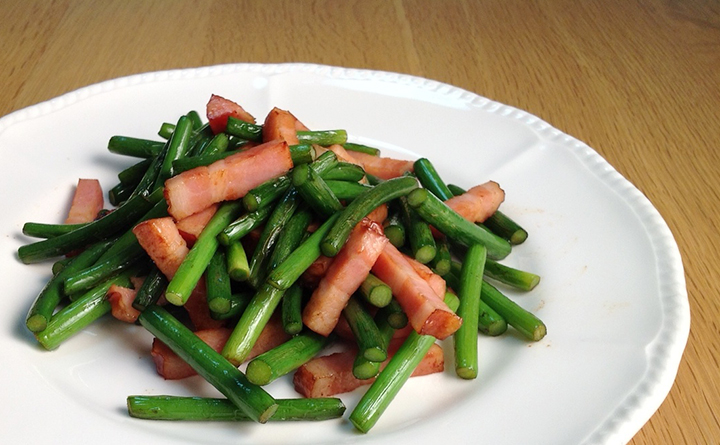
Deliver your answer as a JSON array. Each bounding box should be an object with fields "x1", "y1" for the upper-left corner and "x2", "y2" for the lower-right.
[{"x1": 2, "y1": 0, "x2": 718, "y2": 443}]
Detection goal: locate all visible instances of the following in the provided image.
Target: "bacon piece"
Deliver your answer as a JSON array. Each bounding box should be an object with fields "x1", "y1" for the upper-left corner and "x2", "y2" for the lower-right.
[
  {"x1": 150, "y1": 315, "x2": 289, "y2": 380},
  {"x1": 406, "y1": 255, "x2": 447, "y2": 299},
  {"x1": 206, "y1": 94, "x2": 256, "y2": 134},
  {"x1": 299, "y1": 207, "x2": 386, "y2": 288},
  {"x1": 332, "y1": 314, "x2": 355, "y2": 342},
  {"x1": 366, "y1": 203, "x2": 388, "y2": 224},
  {"x1": 175, "y1": 203, "x2": 218, "y2": 246},
  {"x1": 332, "y1": 312, "x2": 410, "y2": 342},
  {"x1": 350, "y1": 151, "x2": 414, "y2": 180},
  {"x1": 183, "y1": 278, "x2": 225, "y2": 330},
  {"x1": 133, "y1": 217, "x2": 224, "y2": 329},
  {"x1": 392, "y1": 324, "x2": 414, "y2": 339},
  {"x1": 293, "y1": 341, "x2": 444, "y2": 398},
  {"x1": 164, "y1": 140, "x2": 293, "y2": 220},
  {"x1": 263, "y1": 107, "x2": 303, "y2": 145},
  {"x1": 132, "y1": 217, "x2": 189, "y2": 279},
  {"x1": 303, "y1": 219, "x2": 388, "y2": 336},
  {"x1": 107, "y1": 284, "x2": 140, "y2": 323},
  {"x1": 245, "y1": 314, "x2": 291, "y2": 361},
  {"x1": 131, "y1": 217, "x2": 223, "y2": 328},
  {"x1": 65, "y1": 178, "x2": 103, "y2": 224},
  {"x1": 326, "y1": 144, "x2": 362, "y2": 165},
  {"x1": 444, "y1": 181, "x2": 505, "y2": 223},
  {"x1": 294, "y1": 119, "x2": 310, "y2": 131},
  {"x1": 300, "y1": 255, "x2": 334, "y2": 287},
  {"x1": 372, "y1": 243, "x2": 461, "y2": 340},
  {"x1": 151, "y1": 327, "x2": 231, "y2": 379}
]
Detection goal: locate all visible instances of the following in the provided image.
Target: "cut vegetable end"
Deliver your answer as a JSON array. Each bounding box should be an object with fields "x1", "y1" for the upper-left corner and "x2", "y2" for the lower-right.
[
  {"x1": 164, "y1": 292, "x2": 185, "y2": 306},
  {"x1": 229, "y1": 269, "x2": 249, "y2": 282},
  {"x1": 283, "y1": 322, "x2": 303, "y2": 336},
  {"x1": 363, "y1": 347, "x2": 388, "y2": 363},
  {"x1": 527, "y1": 276, "x2": 541, "y2": 291},
  {"x1": 350, "y1": 416, "x2": 371, "y2": 434},
  {"x1": 320, "y1": 239, "x2": 340, "y2": 258},
  {"x1": 369, "y1": 288, "x2": 392, "y2": 308},
  {"x1": 405, "y1": 187, "x2": 428, "y2": 207},
  {"x1": 456, "y1": 366, "x2": 478, "y2": 380},
  {"x1": 432, "y1": 260, "x2": 452, "y2": 276},
  {"x1": 258, "y1": 404, "x2": 279, "y2": 424},
  {"x1": 480, "y1": 320, "x2": 508, "y2": 337},
  {"x1": 246, "y1": 360, "x2": 273, "y2": 386},
  {"x1": 353, "y1": 361, "x2": 381, "y2": 380},
  {"x1": 414, "y1": 245, "x2": 437, "y2": 265},
  {"x1": 510, "y1": 230, "x2": 529, "y2": 245},
  {"x1": 26, "y1": 314, "x2": 48, "y2": 333},
  {"x1": 384, "y1": 227, "x2": 405, "y2": 248},
  {"x1": 387, "y1": 313, "x2": 408, "y2": 329},
  {"x1": 533, "y1": 324, "x2": 547, "y2": 342},
  {"x1": 209, "y1": 298, "x2": 231, "y2": 315},
  {"x1": 217, "y1": 233, "x2": 231, "y2": 246},
  {"x1": 243, "y1": 195, "x2": 261, "y2": 212}
]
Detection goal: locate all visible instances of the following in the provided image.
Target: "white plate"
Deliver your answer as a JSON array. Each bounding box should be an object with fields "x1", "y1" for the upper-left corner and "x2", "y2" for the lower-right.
[{"x1": 0, "y1": 64, "x2": 689, "y2": 445}]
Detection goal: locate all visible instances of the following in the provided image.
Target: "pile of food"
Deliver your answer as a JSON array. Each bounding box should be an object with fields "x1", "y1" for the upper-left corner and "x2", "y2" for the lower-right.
[{"x1": 18, "y1": 94, "x2": 545, "y2": 432}]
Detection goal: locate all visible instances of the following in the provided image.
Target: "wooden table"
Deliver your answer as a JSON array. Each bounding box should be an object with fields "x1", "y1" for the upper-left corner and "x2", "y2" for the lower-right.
[{"x1": 3, "y1": 1, "x2": 718, "y2": 443}]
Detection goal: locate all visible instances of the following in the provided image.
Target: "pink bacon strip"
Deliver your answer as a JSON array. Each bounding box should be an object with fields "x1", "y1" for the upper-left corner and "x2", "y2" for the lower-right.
[
  {"x1": 164, "y1": 139, "x2": 293, "y2": 220},
  {"x1": 65, "y1": 178, "x2": 103, "y2": 224},
  {"x1": 303, "y1": 218, "x2": 388, "y2": 336},
  {"x1": 444, "y1": 180, "x2": 505, "y2": 223},
  {"x1": 372, "y1": 243, "x2": 461, "y2": 340},
  {"x1": 293, "y1": 341, "x2": 444, "y2": 398}
]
